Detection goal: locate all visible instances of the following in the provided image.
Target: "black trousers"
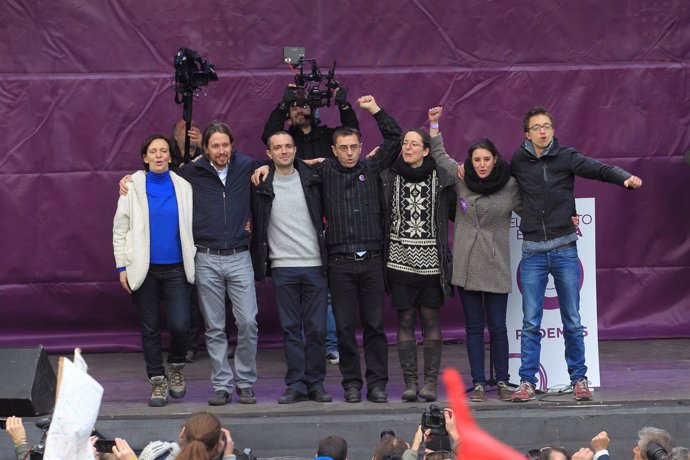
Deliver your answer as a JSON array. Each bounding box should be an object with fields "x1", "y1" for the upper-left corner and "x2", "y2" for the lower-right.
[{"x1": 328, "y1": 254, "x2": 388, "y2": 391}]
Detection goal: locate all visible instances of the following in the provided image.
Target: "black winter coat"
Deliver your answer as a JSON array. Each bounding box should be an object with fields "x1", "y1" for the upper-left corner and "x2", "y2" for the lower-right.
[{"x1": 510, "y1": 138, "x2": 631, "y2": 242}]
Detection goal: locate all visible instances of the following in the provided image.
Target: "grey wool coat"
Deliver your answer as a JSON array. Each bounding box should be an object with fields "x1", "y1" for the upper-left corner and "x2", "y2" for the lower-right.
[{"x1": 430, "y1": 134, "x2": 520, "y2": 294}]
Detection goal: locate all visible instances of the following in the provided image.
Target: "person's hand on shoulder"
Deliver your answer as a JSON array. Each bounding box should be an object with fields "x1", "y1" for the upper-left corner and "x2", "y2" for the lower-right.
[
  {"x1": 118, "y1": 175, "x2": 133, "y2": 196},
  {"x1": 251, "y1": 165, "x2": 270, "y2": 186}
]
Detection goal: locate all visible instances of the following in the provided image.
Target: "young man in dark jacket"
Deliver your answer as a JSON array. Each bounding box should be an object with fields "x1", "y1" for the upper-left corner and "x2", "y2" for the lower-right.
[
  {"x1": 174, "y1": 121, "x2": 260, "y2": 407},
  {"x1": 509, "y1": 106, "x2": 643, "y2": 403},
  {"x1": 250, "y1": 131, "x2": 331, "y2": 404}
]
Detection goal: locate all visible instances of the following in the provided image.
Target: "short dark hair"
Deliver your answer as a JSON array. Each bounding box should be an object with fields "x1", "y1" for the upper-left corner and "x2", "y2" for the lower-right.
[
  {"x1": 203, "y1": 120, "x2": 235, "y2": 149},
  {"x1": 266, "y1": 130, "x2": 294, "y2": 149},
  {"x1": 317, "y1": 435, "x2": 347, "y2": 460},
  {"x1": 374, "y1": 436, "x2": 407, "y2": 460},
  {"x1": 140, "y1": 134, "x2": 171, "y2": 171},
  {"x1": 523, "y1": 106, "x2": 554, "y2": 133},
  {"x1": 467, "y1": 138, "x2": 502, "y2": 162},
  {"x1": 332, "y1": 127, "x2": 361, "y2": 146},
  {"x1": 404, "y1": 129, "x2": 431, "y2": 149},
  {"x1": 537, "y1": 446, "x2": 572, "y2": 460}
]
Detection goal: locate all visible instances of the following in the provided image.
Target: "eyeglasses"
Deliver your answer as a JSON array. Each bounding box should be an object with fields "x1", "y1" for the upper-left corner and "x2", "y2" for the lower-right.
[
  {"x1": 424, "y1": 450, "x2": 452, "y2": 460},
  {"x1": 528, "y1": 123, "x2": 553, "y2": 132},
  {"x1": 402, "y1": 140, "x2": 424, "y2": 148},
  {"x1": 336, "y1": 144, "x2": 361, "y2": 153}
]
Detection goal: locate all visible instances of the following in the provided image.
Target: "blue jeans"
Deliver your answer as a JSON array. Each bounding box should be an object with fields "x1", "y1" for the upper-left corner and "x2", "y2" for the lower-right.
[
  {"x1": 195, "y1": 251, "x2": 258, "y2": 392},
  {"x1": 272, "y1": 267, "x2": 328, "y2": 394},
  {"x1": 325, "y1": 292, "x2": 338, "y2": 354},
  {"x1": 518, "y1": 244, "x2": 587, "y2": 386},
  {"x1": 131, "y1": 263, "x2": 191, "y2": 378},
  {"x1": 459, "y1": 288, "x2": 509, "y2": 386}
]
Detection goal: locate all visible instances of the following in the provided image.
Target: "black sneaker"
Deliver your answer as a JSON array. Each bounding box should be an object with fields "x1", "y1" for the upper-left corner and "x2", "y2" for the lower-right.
[
  {"x1": 344, "y1": 387, "x2": 361, "y2": 403},
  {"x1": 208, "y1": 390, "x2": 231, "y2": 406},
  {"x1": 367, "y1": 387, "x2": 388, "y2": 403},
  {"x1": 308, "y1": 387, "x2": 333, "y2": 403},
  {"x1": 236, "y1": 386, "x2": 257, "y2": 404},
  {"x1": 278, "y1": 387, "x2": 308, "y2": 404}
]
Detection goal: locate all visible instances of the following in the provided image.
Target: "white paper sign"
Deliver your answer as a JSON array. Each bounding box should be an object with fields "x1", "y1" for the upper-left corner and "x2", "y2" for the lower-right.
[
  {"x1": 507, "y1": 197, "x2": 601, "y2": 390},
  {"x1": 44, "y1": 357, "x2": 103, "y2": 460}
]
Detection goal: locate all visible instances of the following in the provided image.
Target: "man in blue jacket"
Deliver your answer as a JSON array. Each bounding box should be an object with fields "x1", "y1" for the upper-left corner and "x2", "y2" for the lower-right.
[
  {"x1": 174, "y1": 121, "x2": 259, "y2": 406},
  {"x1": 509, "y1": 107, "x2": 643, "y2": 403}
]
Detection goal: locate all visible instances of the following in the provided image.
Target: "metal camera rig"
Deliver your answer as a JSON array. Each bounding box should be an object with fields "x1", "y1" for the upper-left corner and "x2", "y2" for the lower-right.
[
  {"x1": 173, "y1": 47, "x2": 218, "y2": 163},
  {"x1": 291, "y1": 57, "x2": 339, "y2": 109}
]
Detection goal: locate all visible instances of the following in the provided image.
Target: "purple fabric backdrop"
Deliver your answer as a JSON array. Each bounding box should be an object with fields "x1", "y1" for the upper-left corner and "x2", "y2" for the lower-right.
[{"x1": 1, "y1": 0, "x2": 688, "y2": 352}]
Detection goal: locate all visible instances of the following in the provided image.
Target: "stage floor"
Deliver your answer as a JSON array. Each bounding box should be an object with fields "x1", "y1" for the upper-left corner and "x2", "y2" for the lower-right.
[
  {"x1": 6, "y1": 339, "x2": 689, "y2": 459},
  {"x1": 77, "y1": 338, "x2": 689, "y2": 416}
]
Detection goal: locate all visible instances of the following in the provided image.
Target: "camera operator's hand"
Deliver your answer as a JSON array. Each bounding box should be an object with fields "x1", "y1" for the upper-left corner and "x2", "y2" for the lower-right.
[
  {"x1": 280, "y1": 84, "x2": 297, "y2": 111},
  {"x1": 335, "y1": 85, "x2": 348, "y2": 108},
  {"x1": 5, "y1": 416, "x2": 27, "y2": 447},
  {"x1": 220, "y1": 428, "x2": 235, "y2": 456},
  {"x1": 113, "y1": 437, "x2": 136, "y2": 460},
  {"x1": 189, "y1": 124, "x2": 202, "y2": 148},
  {"x1": 358, "y1": 95, "x2": 381, "y2": 115}
]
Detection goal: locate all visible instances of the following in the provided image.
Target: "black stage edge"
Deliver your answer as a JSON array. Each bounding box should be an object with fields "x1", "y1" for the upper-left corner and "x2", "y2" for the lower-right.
[{"x1": 2, "y1": 339, "x2": 688, "y2": 459}]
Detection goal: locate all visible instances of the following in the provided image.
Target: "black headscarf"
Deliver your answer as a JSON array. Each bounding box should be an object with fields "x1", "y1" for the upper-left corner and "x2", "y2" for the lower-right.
[{"x1": 463, "y1": 156, "x2": 511, "y2": 195}]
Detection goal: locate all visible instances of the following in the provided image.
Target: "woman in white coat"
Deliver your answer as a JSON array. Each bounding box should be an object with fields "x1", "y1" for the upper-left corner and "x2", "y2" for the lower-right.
[{"x1": 113, "y1": 134, "x2": 195, "y2": 407}]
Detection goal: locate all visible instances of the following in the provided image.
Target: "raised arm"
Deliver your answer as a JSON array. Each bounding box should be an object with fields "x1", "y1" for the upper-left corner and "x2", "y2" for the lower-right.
[
  {"x1": 358, "y1": 95, "x2": 403, "y2": 169},
  {"x1": 427, "y1": 107, "x2": 460, "y2": 182},
  {"x1": 571, "y1": 150, "x2": 643, "y2": 189}
]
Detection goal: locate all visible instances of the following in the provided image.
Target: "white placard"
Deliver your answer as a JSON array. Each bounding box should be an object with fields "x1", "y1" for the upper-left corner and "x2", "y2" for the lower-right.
[
  {"x1": 44, "y1": 357, "x2": 103, "y2": 460},
  {"x1": 507, "y1": 198, "x2": 600, "y2": 389}
]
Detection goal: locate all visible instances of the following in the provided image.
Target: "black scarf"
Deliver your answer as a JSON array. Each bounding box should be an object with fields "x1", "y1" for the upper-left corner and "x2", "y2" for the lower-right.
[
  {"x1": 392, "y1": 156, "x2": 436, "y2": 182},
  {"x1": 463, "y1": 157, "x2": 511, "y2": 195}
]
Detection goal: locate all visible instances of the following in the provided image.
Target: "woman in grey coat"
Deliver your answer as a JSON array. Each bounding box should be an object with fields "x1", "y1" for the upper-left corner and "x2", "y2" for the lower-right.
[{"x1": 427, "y1": 107, "x2": 520, "y2": 403}]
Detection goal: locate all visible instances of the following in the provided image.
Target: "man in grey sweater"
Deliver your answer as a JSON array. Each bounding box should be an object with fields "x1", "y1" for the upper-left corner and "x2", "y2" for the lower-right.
[{"x1": 250, "y1": 131, "x2": 332, "y2": 404}]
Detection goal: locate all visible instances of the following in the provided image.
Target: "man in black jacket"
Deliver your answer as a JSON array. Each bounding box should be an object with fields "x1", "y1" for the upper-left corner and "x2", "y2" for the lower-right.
[
  {"x1": 250, "y1": 131, "x2": 331, "y2": 404},
  {"x1": 253, "y1": 95, "x2": 402, "y2": 403},
  {"x1": 261, "y1": 84, "x2": 359, "y2": 160},
  {"x1": 509, "y1": 106, "x2": 642, "y2": 403},
  {"x1": 262, "y1": 83, "x2": 359, "y2": 364}
]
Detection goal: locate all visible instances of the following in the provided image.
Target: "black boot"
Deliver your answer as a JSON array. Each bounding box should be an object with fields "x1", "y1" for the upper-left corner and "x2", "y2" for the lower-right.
[
  {"x1": 419, "y1": 339, "x2": 443, "y2": 401},
  {"x1": 398, "y1": 340, "x2": 418, "y2": 401}
]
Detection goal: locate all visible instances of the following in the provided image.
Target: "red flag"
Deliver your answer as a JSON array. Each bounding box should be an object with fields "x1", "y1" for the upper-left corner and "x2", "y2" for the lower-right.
[{"x1": 442, "y1": 368, "x2": 527, "y2": 460}]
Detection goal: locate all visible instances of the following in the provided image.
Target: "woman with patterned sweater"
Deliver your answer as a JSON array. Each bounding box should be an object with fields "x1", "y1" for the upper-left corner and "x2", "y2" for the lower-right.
[{"x1": 381, "y1": 121, "x2": 456, "y2": 402}]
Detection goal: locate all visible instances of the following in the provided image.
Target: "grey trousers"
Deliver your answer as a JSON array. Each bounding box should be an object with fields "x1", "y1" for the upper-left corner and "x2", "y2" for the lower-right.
[{"x1": 195, "y1": 251, "x2": 258, "y2": 392}]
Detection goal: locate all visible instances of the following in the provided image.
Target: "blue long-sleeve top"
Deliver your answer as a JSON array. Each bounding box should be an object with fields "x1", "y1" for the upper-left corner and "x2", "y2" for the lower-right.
[{"x1": 147, "y1": 170, "x2": 183, "y2": 264}]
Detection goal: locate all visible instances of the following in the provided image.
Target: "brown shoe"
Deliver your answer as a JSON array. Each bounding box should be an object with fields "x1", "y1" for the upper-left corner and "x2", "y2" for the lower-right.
[
  {"x1": 497, "y1": 381, "x2": 513, "y2": 401},
  {"x1": 470, "y1": 383, "x2": 487, "y2": 402}
]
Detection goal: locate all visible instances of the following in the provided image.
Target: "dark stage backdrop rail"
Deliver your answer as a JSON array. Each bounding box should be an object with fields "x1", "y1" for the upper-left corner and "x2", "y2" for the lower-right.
[{"x1": 1, "y1": 1, "x2": 689, "y2": 352}]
